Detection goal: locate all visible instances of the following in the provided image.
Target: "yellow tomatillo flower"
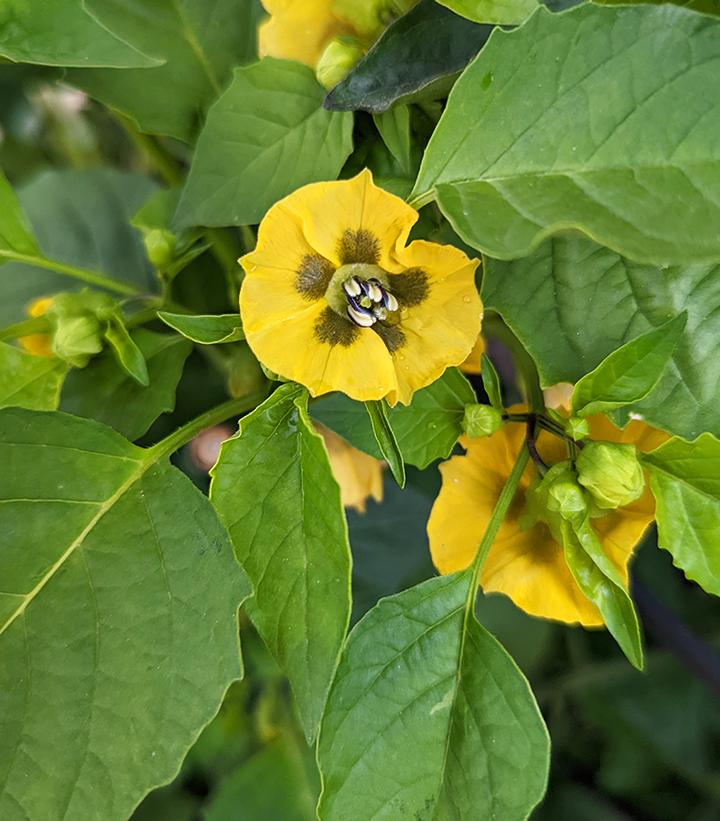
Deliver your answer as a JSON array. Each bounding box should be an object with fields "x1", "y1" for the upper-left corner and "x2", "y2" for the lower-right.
[
  {"x1": 317, "y1": 424, "x2": 384, "y2": 513},
  {"x1": 239, "y1": 170, "x2": 482, "y2": 405},
  {"x1": 20, "y1": 296, "x2": 54, "y2": 358},
  {"x1": 258, "y1": 0, "x2": 354, "y2": 68},
  {"x1": 427, "y1": 410, "x2": 667, "y2": 626}
]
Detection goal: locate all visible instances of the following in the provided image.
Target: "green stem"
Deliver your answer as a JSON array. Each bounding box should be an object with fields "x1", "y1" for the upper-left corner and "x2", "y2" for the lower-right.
[
  {"x1": 116, "y1": 113, "x2": 183, "y2": 187},
  {"x1": 0, "y1": 316, "x2": 51, "y2": 341},
  {"x1": 149, "y1": 389, "x2": 269, "y2": 461},
  {"x1": 467, "y1": 446, "x2": 530, "y2": 596},
  {"x1": 0, "y1": 250, "x2": 139, "y2": 296}
]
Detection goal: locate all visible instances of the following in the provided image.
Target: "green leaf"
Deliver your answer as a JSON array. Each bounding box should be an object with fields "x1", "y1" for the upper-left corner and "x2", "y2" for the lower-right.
[
  {"x1": 175, "y1": 59, "x2": 353, "y2": 229},
  {"x1": 317, "y1": 573, "x2": 550, "y2": 819},
  {"x1": 0, "y1": 0, "x2": 160, "y2": 67},
  {"x1": 0, "y1": 170, "x2": 39, "y2": 256},
  {"x1": 0, "y1": 342, "x2": 67, "y2": 410},
  {"x1": 210, "y1": 384, "x2": 352, "y2": 741},
  {"x1": 643, "y1": 434, "x2": 720, "y2": 596},
  {"x1": 373, "y1": 105, "x2": 413, "y2": 176},
  {"x1": 312, "y1": 368, "x2": 476, "y2": 468},
  {"x1": 61, "y1": 329, "x2": 191, "y2": 440},
  {"x1": 103, "y1": 314, "x2": 149, "y2": 386},
  {"x1": 571, "y1": 313, "x2": 686, "y2": 418},
  {"x1": 0, "y1": 408, "x2": 250, "y2": 819},
  {"x1": 158, "y1": 311, "x2": 244, "y2": 344},
  {"x1": 436, "y1": 0, "x2": 538, "y2": 25},
  {"x1": 69, "y1": 0, "x2": 263, "y2": 142},
  {"x1": 413, "y1": 4, "x2": 720, "y2": 264},
  {"x1": 364, "y1": 399, "x2": 406, "y2": 487},
  {"x1": 324, "y1": 0, "x2": 493, "y2": 113},
  {"x1": 205, "y1": 736, "x2": 318, "y2": 821},
  {"x1": 559, "y1": 518, "x2": 644, "y2": 669},
  {"x1": 480, "y1": 352, "x2": 502, "y2": 410},
  {"x1": 482, "y1": 236, "x2": 720, "y2": 439},
  {"x1": 0, "y1": 169, "x2": 158, "y2": 327}
]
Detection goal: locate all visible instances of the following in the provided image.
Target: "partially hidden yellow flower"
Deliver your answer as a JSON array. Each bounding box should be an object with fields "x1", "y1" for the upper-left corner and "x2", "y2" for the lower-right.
[
  {"x1": 240, "y1": 170, "x2": 482, "y2": 406},
  {"x1": 20, "y1": 296, "x2": 54, "y2": 358},
  {"x1": 318, "y1": 424, "x2": 384, "y2": 513},
  {"x1": 459, "y1": 333, "x2": 485, "y2": 375},
  {"x1": 427, "y1": 411, "x2": 667, "y2": 626},
  {"x1": 258, "y1": 0, "x2": 354, "y2": 68}
]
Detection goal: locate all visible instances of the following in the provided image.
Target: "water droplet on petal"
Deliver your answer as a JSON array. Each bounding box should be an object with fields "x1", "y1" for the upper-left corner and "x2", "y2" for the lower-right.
[{"x1": 462, "y1": 295, "x2": 471, "y2": 303}]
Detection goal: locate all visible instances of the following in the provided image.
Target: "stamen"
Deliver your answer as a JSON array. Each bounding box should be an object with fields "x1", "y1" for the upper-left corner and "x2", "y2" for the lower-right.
[
  {"x1": 365, "y1": 280, "x2": 383, "y2": 303},
  {"x1": 342, "y1": 275, "x2": 400, "y2": 328},
  {"x1": 343, "y1": 277, "x2": 362, "y2": 297},
  {"x1": 383, "y1": 292, "x2": 398, "y2": 312},
  {"x1": 347, "y1": 301, "x2": 376, "y2": 327}
]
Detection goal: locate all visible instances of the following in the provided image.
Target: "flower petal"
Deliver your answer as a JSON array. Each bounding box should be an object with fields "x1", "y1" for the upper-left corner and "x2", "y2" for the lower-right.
[{"x1": 385, "y1": 240, "x2": 481, "y2": 405}]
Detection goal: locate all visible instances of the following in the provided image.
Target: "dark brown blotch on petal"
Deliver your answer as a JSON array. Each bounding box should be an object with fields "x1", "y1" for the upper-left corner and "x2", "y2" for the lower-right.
[
  {"x1": 373, "y1": 323, "x2": 406, "y2": 353},
  {"x1": 338, "y1": 228, "x2": 380, "y2": 265},
  {"x1": 389, "y1": 268, "x2": 429, "y2": 307},
  {"x1": 296, "y1": 253, "x2": 335, "y2": 300},
  {"x1": 314, "y1": 306, "x2": 360, "y2": 347}
]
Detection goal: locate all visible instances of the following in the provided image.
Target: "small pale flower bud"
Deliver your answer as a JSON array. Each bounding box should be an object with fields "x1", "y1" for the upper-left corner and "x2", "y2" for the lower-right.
[
  {"x1": 576, "y1": 441, "x2": 645, "y2": 510},
  {"x1": 462, "y1": 404, "x2": 503, "y2": 439},
  {"x1": 143, "y1": 228, "x2": 176, "y2": 269},
  {"x1": 316, "y1": 37, "x2": 365, "y2": 89}
]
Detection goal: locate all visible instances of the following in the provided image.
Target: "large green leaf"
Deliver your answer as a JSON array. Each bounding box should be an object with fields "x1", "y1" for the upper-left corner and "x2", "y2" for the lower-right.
[
  {"x1": 0, "y1": 0, "x2": 158, "y2": 67},
  {"x1": 0, "y1": 342, "x2": 67, "y2": 411},
  {"x1": 436, "y1": 0, "x2": 538, "y2": 24},
  {"x1": 571, "y1": 313, "x2": 686, "y2": 418},
  {"x1": 413, "y1": 4, "x2": 720, "y2": 264},
  {"x1": 482, "y1": 236, "x2": 720, "y2": 439},
  {"x1": 0, "y1": 169, "x2": 157, "y2": 327},
  {"x1": 311, "y1": 368, "x2": 475, "y2": 468},
  {"x1": 0, "y1": 170, "x2": 38, "y2": 256},
  {"x1": 175, "y1": 59, "x2": 353, "y2": 229},
  {"x1": 210, "y1": 384, "x2": 352, "y2": 741},
  {"x1": 69, "y1": 0, "x2": 263, "y2": 142},
  {"x1": 324, "y1": 0, "x2": 493, "y2": 113},
  {"x1": 0, "y1": 408, "x2": 250, "y2": 819},
  {"x1": 317, "y1": 573, "x2": 550, "y2": 819},
  {"x1": 61, "y1": 329, "x2": 191, "y2": 440},
  {"x1": 643, "y1": 435, "x2": 720, "y2": 596}
]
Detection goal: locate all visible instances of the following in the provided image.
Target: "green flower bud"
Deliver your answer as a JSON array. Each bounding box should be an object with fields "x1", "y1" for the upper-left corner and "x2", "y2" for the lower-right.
[
  {"x1": 143, "y1": 228, "x2": 176, "y2": 269},
  {"x1": 576, "y1": 441, "x2": 645, "y2": 510},
  {"x1": 315, "y1": 37, "x2": 365, "y2": 90},
  {"x1": 547, "y1": 478, "x2": 588, "y2": 522},
  {"x1": 332, "y1": 0, "x2": 415, "y2": 37},
  {"x1": 566, "y1": 416, "x2": 590, "y2": 441},
  {"x1": 52, "y1": 315, "x2": 103, "y2": 367},
  {"x1": 462, "y1": 404, "x2": 503, "y2": 438}
]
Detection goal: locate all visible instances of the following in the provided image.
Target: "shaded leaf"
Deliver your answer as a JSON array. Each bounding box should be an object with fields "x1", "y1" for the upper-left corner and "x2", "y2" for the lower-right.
[
  {"x1": 324, "y1": 0, "x2": 492, "y2": 113},
  {"x1": 158, "y1": 311, "x2": 244, "y2": 344},
  {"x1": 61, "y1": 329, "x2": 191, "y2": 440},
  {"x1": 571, "y1": 313, "x2": 686, "y2": 418},
  {"x1": 0, "y1": 170, "x2": 39, "y2": 256},
  {"x1": 0, "y1": 0, "x2": 159, "y2": 67},
  {"x1": 317, "y1": 573, "x2": 549, "y2": 820},
  {"x1": 480, "y1": 352, "x2": 502, "y2": 410},
  {"x1": 103, "y1": 314, "x2": 149, "y2": 386},
  {"x1": 0, "y1": 408, "x2": 250, "y2": 819},
  {"x1": 0, "y1": 341, "x2": 67, "y2": 410},
  {"x1": 70, "y1": 0, "x2": 264, "y2": 142},
  {"x1": 210, "y1": 384, "x2": 352, "y2": 741},
  {"x1": 365, "y1": 399, "x2": 406, "y2": 487},
  {"x1": 643, "y1": 434, "x2": 720, "y2": 596},
  {"x1": 482, "y1": 236, "x2": 720, "y2": 439},
  {"x1": 175, "y1": 59, "x2": 353, "y2": 229},
  {"x1": 373, "y1": 105, "x2": 413, "y2": 176},
  {"x1": 414, "y1": 4, "x2": 720, "y2": 264},
  {"x1": 0, "y1": 169, "x2": 157, "y2": 327}
]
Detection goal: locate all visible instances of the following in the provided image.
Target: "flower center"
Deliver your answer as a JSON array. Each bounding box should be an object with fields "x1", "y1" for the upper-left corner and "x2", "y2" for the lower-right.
[{"x1": 324, "y1": 263, "x2": 401, "y2": 327}]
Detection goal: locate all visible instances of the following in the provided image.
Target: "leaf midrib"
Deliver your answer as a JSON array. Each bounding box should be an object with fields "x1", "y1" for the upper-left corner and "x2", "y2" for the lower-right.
[{"x1": 0, "y1": 450, "x2": 156, "y2": 636}]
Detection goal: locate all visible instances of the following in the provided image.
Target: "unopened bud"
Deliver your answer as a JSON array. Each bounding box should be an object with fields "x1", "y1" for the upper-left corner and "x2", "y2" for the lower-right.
[
  {"x1": 462, "y1": 404, "x2": 503, "y2": 439},
  {"x1": 53, "y1": 315, "x2": 103, "y2": 367},
  {"x1": 316, "y1": 37, "x2": 365, "y2": 89},
  {"x1": 566, "y1": 416, "x2": 590, "y2": 441},
  {"x1": 144, "y1": 228, "x2": 176, "y2": 269},
  {"x1": 576, "y1": 441, "x2": 644, "y2": 510}
]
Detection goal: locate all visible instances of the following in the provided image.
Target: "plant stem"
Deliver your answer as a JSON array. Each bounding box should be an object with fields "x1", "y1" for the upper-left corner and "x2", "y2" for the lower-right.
[
  {"x1": 149, "y1": 389, "x2": 269, "y2": 461},
  {"x1": 0, "y1": 250, "x2": 139, "y2": 296},
  {"x1": 468, "y1": 446, "x2": 530, "y2": 594},
  {"x1": 0, "y1": 316, "x2": 51, "y2": 341},
  {"x1": 116, "y1": 113, "x2": 183, "y2": 187}
]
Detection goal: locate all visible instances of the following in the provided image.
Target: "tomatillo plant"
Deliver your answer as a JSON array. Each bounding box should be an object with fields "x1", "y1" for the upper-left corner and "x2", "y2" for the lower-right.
[{"x1": 1, "y1": 2, "x2": 720, "y2": 820}]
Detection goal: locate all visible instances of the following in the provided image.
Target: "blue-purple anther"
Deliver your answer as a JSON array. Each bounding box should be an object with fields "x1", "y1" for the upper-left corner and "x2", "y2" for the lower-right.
[{"x1": 343, "y1": 276, "x2": 399, "y2": 327}]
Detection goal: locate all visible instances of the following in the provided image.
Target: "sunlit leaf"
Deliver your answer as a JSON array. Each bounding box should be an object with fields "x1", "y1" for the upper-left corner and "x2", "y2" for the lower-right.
[{"x1": 0, "y1": 342, "x2": 67, "y2": 411}]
